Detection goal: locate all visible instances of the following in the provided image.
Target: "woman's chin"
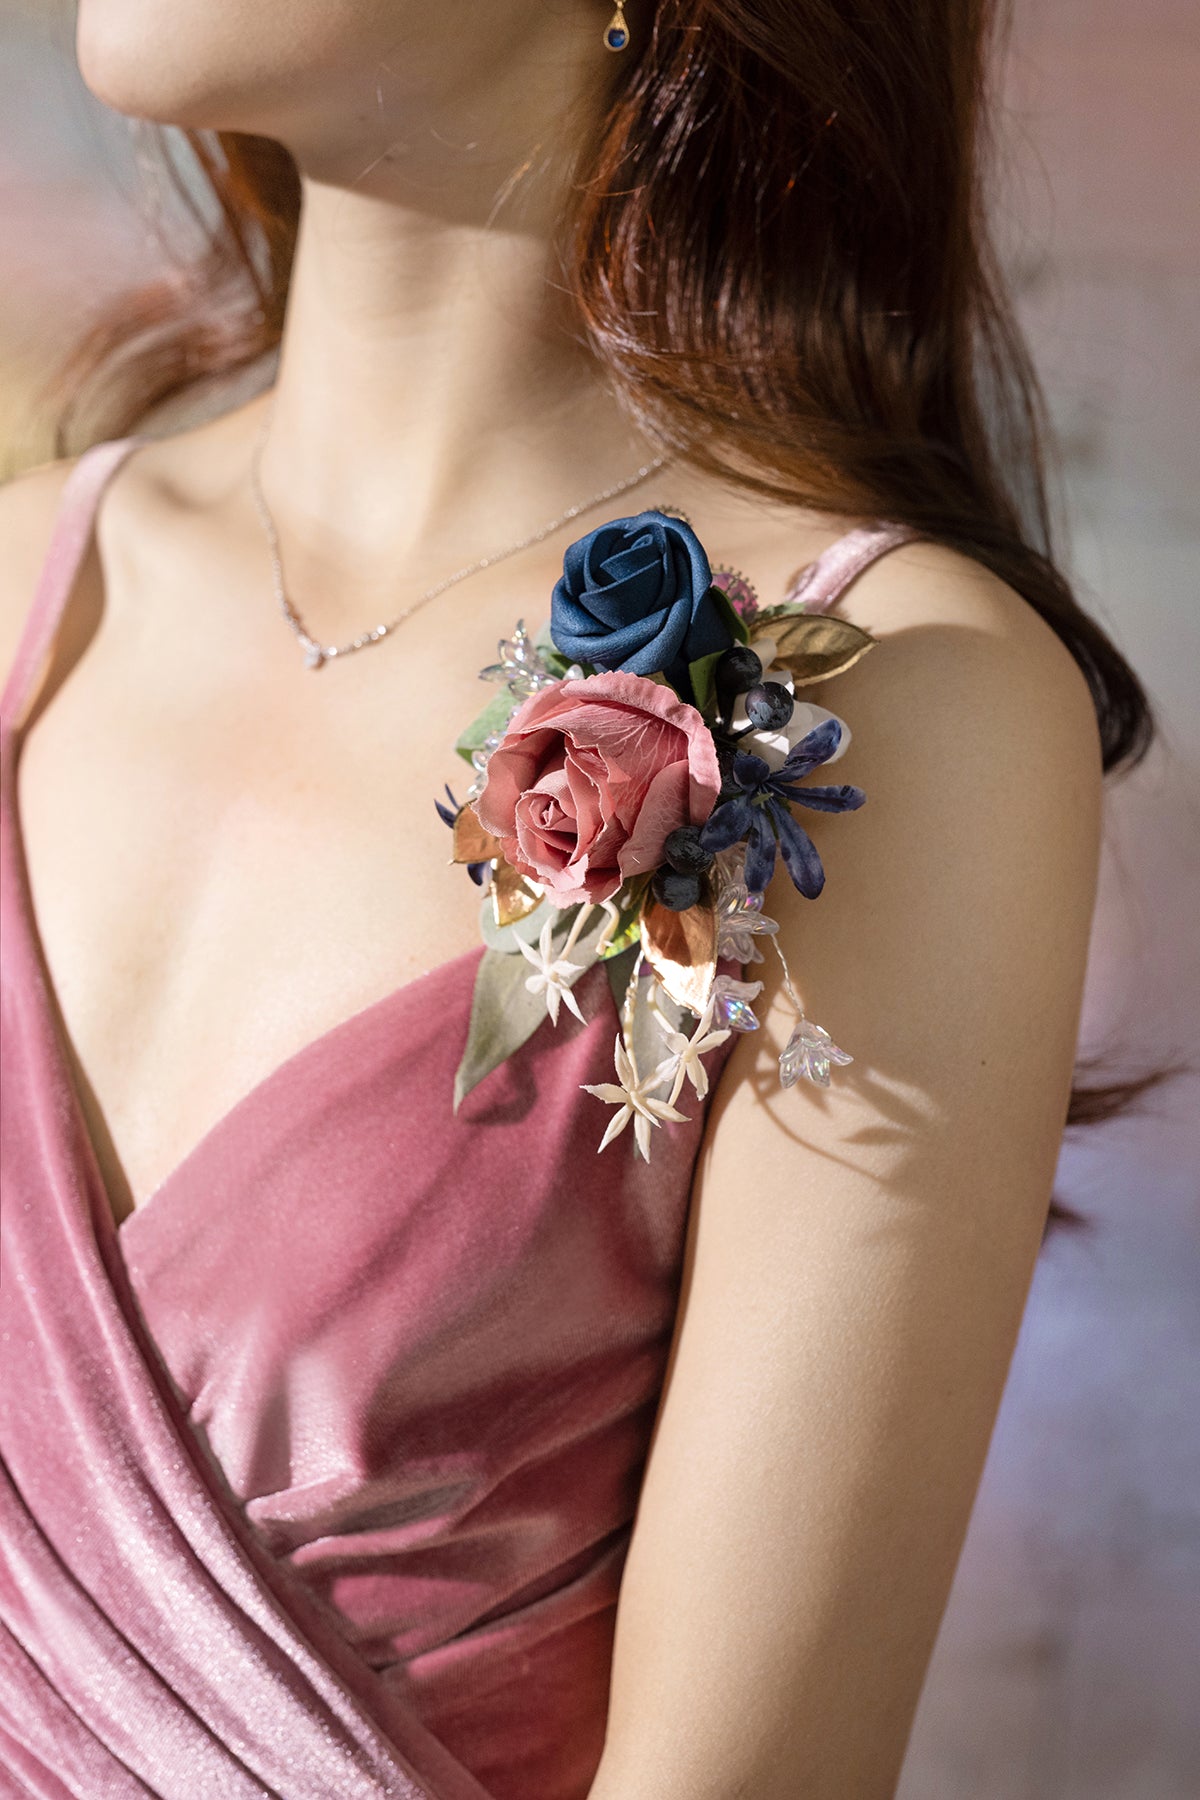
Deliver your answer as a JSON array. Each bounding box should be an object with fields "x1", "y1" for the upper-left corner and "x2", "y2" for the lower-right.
[{"x1": 75, "y1": 8, "x2": 263, "y2": 130}]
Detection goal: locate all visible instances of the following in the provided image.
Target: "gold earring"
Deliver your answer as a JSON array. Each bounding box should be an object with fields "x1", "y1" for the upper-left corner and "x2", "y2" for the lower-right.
[{"x1": 603, "y1": 3, "x2": 630, "y2": 51}]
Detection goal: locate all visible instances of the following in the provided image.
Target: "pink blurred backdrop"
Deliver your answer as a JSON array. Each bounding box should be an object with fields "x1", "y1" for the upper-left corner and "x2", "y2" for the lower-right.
[{"x1": 2, "y1": 2, "x2": 1197, "y2": 1792}]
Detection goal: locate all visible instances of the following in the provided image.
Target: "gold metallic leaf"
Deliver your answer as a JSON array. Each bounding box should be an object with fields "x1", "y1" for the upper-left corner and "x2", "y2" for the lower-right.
[
  {"x1": 490, "y1": 859, "x2": 544, "y2": 927},
  {"x1": 453, "y1": 803, "x2": 501, "y2": 865},
  {"x1": 639, "y1": 889, "x2": 718, "y2": 1014},
  {"x1": 762, "y1": 615, "x2": 879, "y2": 688}
]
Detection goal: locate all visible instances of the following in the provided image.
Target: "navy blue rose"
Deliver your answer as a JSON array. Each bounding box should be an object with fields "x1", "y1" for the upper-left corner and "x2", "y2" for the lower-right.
[{"x1": 550, "y1": 510, "x2": 734, "y2": 697}]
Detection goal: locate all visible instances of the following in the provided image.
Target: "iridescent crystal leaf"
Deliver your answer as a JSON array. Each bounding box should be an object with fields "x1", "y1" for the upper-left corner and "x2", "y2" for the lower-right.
[{"x1": 478, "y1": 618, "x2": 559, "y2": 696}]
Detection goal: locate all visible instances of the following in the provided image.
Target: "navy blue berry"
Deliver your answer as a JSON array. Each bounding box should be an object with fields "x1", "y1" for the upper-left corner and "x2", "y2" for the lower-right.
[
  {"x1": 663, "y1": 824, "x2": 715, "y2": 877},
  {"x1": 651, "y1": 866, "x2": 703, "y2": 911},
  {"x1": 714, "y1": 645, "x2": 763, "y2": 716},
  {"x1": 744, "y1": 681, "x2": 794, "y2": 730}
]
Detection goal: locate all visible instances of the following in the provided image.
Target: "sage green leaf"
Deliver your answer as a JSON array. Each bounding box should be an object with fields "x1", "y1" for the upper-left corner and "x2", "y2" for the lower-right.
[
  {"x1": 454, "y1": 903, "x2": 622, "y2": 1107},
  {"x1": 454, "y1": 689, "x2": 520, "y2": 765},
  {"x1": 603, "y1": 955, "x2": 692, "y2": 1082},
  {"x1": 479, "y1": 891, "x2": 557, "y2": 955},
  {"x1": 453, "y1": 948, "x2": 555, "y2": 1110}
]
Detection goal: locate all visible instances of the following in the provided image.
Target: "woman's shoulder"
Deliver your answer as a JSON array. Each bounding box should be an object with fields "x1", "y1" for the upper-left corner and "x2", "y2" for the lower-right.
[
  {"x1": 0, "y1": 451, "x2": 89, "y2": 696},
  {"x1": 0, "y1": 406, "x2": 254, "y2": 699},
  {"x1": 818, "y1": 531, "x2": 1101, "y2": 773},
  {"x1": 712, "y1": 492, "x2": 1098, "y2": 741}
]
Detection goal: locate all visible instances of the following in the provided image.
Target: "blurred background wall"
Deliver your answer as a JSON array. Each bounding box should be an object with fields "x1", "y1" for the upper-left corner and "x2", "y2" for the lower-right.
[{"x1": 2, "y1": 2, "x2": 1197, "y2": 1792}]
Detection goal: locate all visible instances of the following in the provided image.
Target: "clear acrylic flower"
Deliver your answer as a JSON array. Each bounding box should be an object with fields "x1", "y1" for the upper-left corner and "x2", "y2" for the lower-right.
[
  {"x1": 715, "y1": 881, "x2": 780, "y2": 964},
  {"x1": 779, "y1": 1017, "x2": 854, "y2": 1088},
  {"x1": 581, "y1": 1033, "x2": 689, "y2": 1160},
  {"x1": 710, "y1": 973, "x2": 764, "y2": 1032},
  {"x1": 518, "y1": 916, "x2": 587, "y2": 1027},
  {"x1": 478, "y1": 618, "x2": 559, "y2": 697}
]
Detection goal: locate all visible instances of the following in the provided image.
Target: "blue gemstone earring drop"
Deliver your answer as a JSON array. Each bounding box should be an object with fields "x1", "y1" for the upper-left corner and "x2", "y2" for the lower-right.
[{"x1": 604, "y1": 3, "x2": 629, "y2": 51}]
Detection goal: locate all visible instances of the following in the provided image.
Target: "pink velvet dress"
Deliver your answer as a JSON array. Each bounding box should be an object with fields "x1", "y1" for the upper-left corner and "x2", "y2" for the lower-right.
[{"x1": 0, "y1": 437, "x2": 919, "y2": 1798}]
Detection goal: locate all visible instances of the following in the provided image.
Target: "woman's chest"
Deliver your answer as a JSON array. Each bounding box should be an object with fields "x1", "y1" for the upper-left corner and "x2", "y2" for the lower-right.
[{"x1": 13, "y1": 589, "x2": 522, "y2": 1219}]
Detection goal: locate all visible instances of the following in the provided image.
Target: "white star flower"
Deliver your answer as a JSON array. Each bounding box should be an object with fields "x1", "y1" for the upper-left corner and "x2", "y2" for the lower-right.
[
  {"x1": 654, "y1": 997, "x2": 732, "y2": 1103},
  {"x1": 518, "y1": 916, "x2": 587, "y2": 1026},
  {"x1": 581, "y1": 1033, "x2": 690, "y2": 1160}
]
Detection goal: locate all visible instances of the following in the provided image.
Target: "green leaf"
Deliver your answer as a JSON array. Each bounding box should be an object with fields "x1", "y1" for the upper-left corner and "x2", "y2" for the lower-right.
[
  {"x1": 454, "y1": 689, "x2": 519, "y2": 765},
  {"x1": 686, "y1": 648, "x2": 727, "y2": 722},
  {"x1": 597, "y1": 893, "x2": 643, "y2": 959},
  {"x1": 708, "y1": 581, "x2": 750, "y2": 646}
]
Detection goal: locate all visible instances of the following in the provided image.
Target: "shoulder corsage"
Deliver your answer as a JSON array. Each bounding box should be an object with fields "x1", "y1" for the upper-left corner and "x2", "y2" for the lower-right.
[{"x1": 437, "y1": 508, "x2": 878, "y2": 1158}]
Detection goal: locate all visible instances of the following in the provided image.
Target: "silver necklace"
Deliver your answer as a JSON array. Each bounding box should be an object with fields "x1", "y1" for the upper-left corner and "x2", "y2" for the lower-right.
[{"x1": 248, "y1": 402, "x2": 669, "y2": 670}]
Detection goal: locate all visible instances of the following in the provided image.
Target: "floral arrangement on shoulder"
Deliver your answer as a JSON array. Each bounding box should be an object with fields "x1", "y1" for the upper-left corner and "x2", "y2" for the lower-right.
[{"x1": 437, "y1": 507, "x2": 878, "y2": 1159}]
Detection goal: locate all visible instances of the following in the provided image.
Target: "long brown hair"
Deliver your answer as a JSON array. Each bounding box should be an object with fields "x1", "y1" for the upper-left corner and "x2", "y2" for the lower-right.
[{"x1": 40, "y1": 0, "x2": 1183, "y2": 1223}]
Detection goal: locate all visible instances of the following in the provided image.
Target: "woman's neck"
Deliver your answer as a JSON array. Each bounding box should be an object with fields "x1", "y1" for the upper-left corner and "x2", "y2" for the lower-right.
[{"x1": 253, "y1": 11, "x2": 661, "y2": 618}]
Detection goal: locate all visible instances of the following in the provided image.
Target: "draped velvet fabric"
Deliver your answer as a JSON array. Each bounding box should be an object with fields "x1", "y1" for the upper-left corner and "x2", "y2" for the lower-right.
[{"x1": 0, "y1": 438, "x2": 915, "y2": 1799}]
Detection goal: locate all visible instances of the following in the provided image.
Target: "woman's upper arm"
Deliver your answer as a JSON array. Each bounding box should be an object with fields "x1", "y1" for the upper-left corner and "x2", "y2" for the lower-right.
[{"x1": 588, "y1": 544, "x2": 1104, "y2": 1800}]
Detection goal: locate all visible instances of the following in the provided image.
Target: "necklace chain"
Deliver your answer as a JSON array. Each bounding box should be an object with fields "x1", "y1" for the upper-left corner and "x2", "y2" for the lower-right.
[{"x1": 248, "y1": 398, "x2": 669, "y2": 670}]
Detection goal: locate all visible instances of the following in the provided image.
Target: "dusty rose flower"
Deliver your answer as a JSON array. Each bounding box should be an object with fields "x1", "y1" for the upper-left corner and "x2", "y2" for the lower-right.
[{"x1": 475, "y1": 671, "x2": 721, "y2": 908}]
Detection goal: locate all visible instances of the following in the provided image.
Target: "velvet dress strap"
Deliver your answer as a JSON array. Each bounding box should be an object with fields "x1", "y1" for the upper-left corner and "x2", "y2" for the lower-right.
[
  {"x1": 780, "y1": 521, "x2": 924, "y2": 615},
  {"x1": 0, "y1": 437, "x2": 147, "y2": 735}
]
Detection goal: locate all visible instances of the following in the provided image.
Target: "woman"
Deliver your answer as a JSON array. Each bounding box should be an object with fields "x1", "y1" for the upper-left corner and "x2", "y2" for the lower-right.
[{"x1": 0, "y1": 1, "x2": 1157, "y2": 1796}]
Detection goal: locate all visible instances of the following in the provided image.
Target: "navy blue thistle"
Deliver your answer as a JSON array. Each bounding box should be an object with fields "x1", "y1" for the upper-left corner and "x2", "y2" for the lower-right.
[{"x1": 697, "y1": 717, "x2": 867, "y2": 898}]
